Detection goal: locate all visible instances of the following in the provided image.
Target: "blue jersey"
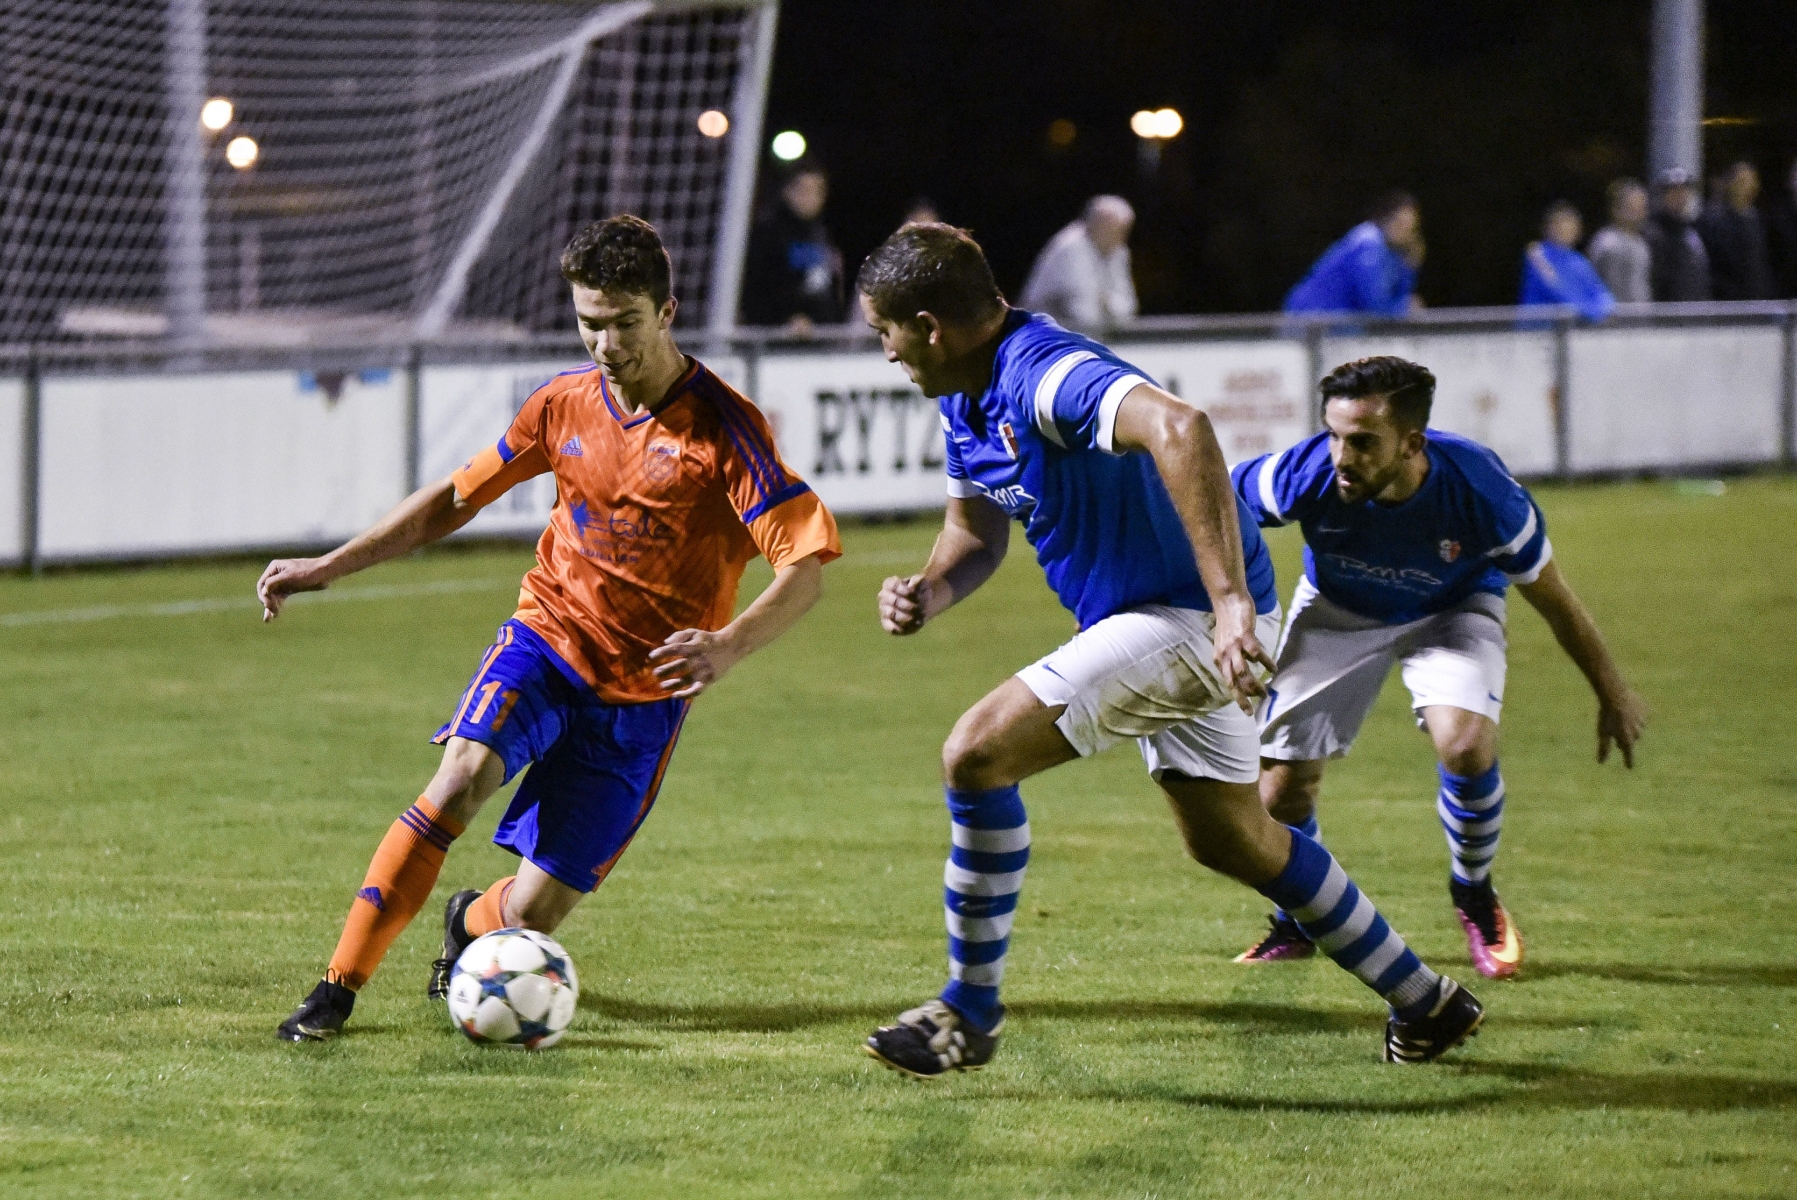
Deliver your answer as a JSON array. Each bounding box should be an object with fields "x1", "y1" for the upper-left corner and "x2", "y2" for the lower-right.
[
  {"x1": 1283, "y1": 222, "x2": 1416, "y2": 317},
  {"x1": 1232, "y1": 430, "x2": 1552, "y2": 624},
  {"x1": 942, "y1": 310, "x2": 1278, "y2": 629},
  {"x1": 1520, "y1": 241, "x2": 1616, "y2": 323}
]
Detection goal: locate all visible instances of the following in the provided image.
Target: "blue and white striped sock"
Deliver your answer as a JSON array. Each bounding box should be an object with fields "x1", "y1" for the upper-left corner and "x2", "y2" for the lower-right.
[
  {"x1": 1438, "y1": 763, "x2": 1504, "y2": 885},
  {"x1": 1272, "y1": 812, "x2": 1321, "y2": 923},
  {"x1": 939, "y1": 785, "x2": 1030, "y2": 1034},
  {"x1": 1258, "y1": 828, "x2": 1441, "y2": 1015}
]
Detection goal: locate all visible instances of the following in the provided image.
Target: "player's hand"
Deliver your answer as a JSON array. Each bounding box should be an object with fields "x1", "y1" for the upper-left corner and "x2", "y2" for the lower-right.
[
  {"x1": 879, "y1": 574, "x2": 935, "y2": 636},
  {"x1": 649, "y1": 628, "x2": 742, "y2": 699},
  {"x1": 1597, "y1": 686, "x2": 1648, "y2": 768},
  {"x1": 256, "y1": 557, "x2": 331, "y2": 622},
  {"x1": 1211, "y1": 594, "x2": 1276, "y2": 713}
]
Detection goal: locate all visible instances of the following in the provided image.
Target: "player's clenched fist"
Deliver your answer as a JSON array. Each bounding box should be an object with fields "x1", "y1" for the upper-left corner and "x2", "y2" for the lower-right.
[
  {"x1": 879, "y1": 574, "x2": 935, "y2": 635},
  {"x1": 257, "y1": 557, "x2": 331, "y2": 622}
]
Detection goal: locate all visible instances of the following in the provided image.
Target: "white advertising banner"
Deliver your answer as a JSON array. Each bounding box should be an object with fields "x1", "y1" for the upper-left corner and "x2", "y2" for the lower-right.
[
  {"x1": 750, "y1": 350, "x2": 948, "y2": 514},
  {"x1": 419, "y1": 355, "x2": 752, "y2": 538},
  {"x1": 1113, "y1": 339, "x2": 1313, "y2": 464},
  {"x1": 0, "y1": 378, "x2": 23, "y2": 565},
  {"x1": 1322, "y1": 332, "x2": 1559, "y2": 475},
  {"x1": 1567, "y1": 326, "x2": 1784, "y2": 471},
  {"x1": 420, "y1": 360, "x2": 572, "y2": 538},
  {"x1": 39, "y1": 368, "x2": 405, "y2": 560}
]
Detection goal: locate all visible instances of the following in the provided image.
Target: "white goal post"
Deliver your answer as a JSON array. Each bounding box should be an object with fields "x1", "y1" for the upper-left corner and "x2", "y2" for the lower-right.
[{"x1": 0, "y1": 0, "x2": 779, "y2": 348}]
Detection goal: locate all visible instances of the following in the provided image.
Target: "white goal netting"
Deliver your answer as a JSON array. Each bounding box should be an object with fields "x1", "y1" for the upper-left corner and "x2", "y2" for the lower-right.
[{"x1": 1, "y1": 0, "x2": 763, "y2": 346}]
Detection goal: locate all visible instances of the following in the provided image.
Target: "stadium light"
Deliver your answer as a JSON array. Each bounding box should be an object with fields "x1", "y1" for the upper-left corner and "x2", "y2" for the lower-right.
[
  {"x1": 770, "y1": 130, "x2": 807, "y2": 161},
  {"x1": 1130, "y1": 107, "x2": 1183, "y2": 140},
  {"x1": 697, "y1": 109, "x2": 729, "y2": 138},
  {"x1": 225, "y1": 135, "x2": 260, "y2": 170},
  {"x1": 200, "y1": 97, "x2": 234, "y2": 131}
]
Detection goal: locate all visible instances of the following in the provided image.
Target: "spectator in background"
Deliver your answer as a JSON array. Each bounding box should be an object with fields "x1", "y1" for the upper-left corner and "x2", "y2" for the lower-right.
[
  {"x1": 1644, "y1": 167, "x2": 1710, "y2": 301},
  {"x1": 741, "y1": 160, "x2": 845, "y2": 335},
  {"x1": 1764, "y1": 158, "x2": 1797, "y2": 298},
  {"x1": 1587, "y1": 178, "x2": 1652, "y2": 303},
  {"x1": 1699, "y1": 161, "x2": 1776, "y2": 300},
  {"x1": 1520, "y1": 201, "x2": 1615, "y2": 322},
  {"x1": 1020, "y1": 195, "x2": 1138, "y2": 333},
  {"x1": 1283, "y1": 191, "x2": 1425, "y2": 317}
]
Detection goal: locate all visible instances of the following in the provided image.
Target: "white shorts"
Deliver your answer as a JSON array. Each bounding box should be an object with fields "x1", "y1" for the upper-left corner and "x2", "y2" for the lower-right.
[
  {"x1": 1017, "y1": 604, "x2": 1285, "y2": 785},
  {"x1": 1260, "y1": 576, "x2": 1508, "y2": 762}
]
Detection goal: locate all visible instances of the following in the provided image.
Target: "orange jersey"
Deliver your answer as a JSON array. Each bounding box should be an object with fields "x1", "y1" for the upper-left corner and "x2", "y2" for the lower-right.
[{"x1": 451, "y1": 358, "x2": 840, "y2": 703}]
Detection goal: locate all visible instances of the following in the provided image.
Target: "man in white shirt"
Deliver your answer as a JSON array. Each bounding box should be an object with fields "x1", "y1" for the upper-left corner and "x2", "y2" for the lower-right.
[
  {"x1": 1588, "y1": 178, "x2": 1652, "y2": 304},
  {"x1": 1020, "y1": 195, "x2": 1138, "y2": 333}
]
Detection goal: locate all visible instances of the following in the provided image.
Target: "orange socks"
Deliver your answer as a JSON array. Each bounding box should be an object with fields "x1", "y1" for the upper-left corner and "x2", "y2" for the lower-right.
[
  {"x1": 325, "y1": 797, "x2": 465, "y2": 990},
  {"x1": 464, "y1": 876, "x2": 518, "y2": 938}
]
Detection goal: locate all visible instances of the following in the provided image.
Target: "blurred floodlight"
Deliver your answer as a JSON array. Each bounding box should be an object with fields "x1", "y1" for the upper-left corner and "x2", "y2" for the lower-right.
[
  {"x1": 1047, "y1": 118, "x2": 1077, "y2": 147},
  {"x1": 200, "y1": 97, "x2": 234, "y2": 131},
  {"x1": 225, "y1": 135, "x2": 260, "y2": 169},
  {"x1": 770, "y1": 129, "x2": 807, "y2": 161},
  {"x1": 697, "y1": 109, "x2": 729, "y2": 138},
  {"x1": 1131, "y1": 107, "x2": 1183, "y2": 139}
]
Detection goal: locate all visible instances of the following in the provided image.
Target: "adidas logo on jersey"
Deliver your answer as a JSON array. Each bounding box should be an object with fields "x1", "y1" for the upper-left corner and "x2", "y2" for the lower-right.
[{"x1": 561, "y1": 436, "x2": 584, "y2": 457}]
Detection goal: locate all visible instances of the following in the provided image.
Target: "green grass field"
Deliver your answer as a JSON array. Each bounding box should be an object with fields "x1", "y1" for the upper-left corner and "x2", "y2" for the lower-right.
[{"x1": 2, "y1": 476, "x2": 1795, "y2": 1199}]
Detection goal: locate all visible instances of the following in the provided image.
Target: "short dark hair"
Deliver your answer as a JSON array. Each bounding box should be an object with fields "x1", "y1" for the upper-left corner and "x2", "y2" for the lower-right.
[
  {"x1": 856, "y1": 222, "x2": 1005, "y2": 325},
  {"x1": 1368, "y1": 189, "x2": 1418, "y2": 224},
  {"x1": 1320, "y1": 356, "x2": 1436, "y2": 429},
  {"x1": 559, "y1": 215, "x2": 673, "y2": 308}
]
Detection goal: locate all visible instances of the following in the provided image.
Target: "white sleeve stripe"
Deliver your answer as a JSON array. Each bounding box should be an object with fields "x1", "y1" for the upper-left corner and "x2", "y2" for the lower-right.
[
  {"x1": 1256, "y1": 451, "x2": 1286, "y2": 523},
  {"x1": 1503, "y1": 537, "x2": 1552, "y2": 584},
  {"x1": 938, "y1": 413, "x2": 952, "y2": 432},
  {"x1": 1093, "y1": 374, "x2": 1148, "y2": 454},
  {"x1": 1488, "y1": 504, "x2": 1538, "y2": 558},
  {"x1": 1031, "y1": 350, "x2": 1096, "y2": 448},
  {"x1": 946, "y1": 477, "x2": 982, "y2": 499}
]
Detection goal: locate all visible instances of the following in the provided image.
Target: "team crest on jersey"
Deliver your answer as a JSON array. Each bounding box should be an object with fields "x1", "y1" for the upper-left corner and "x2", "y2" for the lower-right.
[
  {"x1": 999, "y1": 421, "x2": 1019, "y2": 460},
  {"x1": 1438, "y1": 539, "x2": 1461, "y2": 563},
  {"x1": 645, "y1": 440, "x2": 681, "y2": 485}
]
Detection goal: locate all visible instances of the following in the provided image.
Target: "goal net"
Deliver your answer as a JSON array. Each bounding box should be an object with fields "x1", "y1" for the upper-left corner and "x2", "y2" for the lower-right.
[{"x1": 1, "y1": 0, "x2": 769, "y2": 347}]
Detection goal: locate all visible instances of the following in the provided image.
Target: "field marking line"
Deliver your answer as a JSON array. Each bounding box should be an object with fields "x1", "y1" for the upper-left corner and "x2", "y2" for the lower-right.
[
  {"x1": 0, "y1": 578, "x2": 516, "y2": 628},
  {"x1": 0, "y1": 548, "x2": 931, "y2": 629}
]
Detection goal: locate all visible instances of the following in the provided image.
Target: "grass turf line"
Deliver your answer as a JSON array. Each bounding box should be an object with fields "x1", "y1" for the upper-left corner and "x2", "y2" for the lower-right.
[{"x1": 0, "y1": 477, "x2": 1793, "y2": 1198}]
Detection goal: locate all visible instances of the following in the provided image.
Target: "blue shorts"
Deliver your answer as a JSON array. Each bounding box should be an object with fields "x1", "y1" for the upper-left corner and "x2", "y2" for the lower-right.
[{"x1": 433, "y1": 620, "x2": 688, "y2": 893}]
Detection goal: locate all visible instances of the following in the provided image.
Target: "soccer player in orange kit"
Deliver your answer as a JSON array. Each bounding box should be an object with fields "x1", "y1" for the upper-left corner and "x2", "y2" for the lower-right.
[{"x1": 262, "y1": 216, "x2": 840, "y2": 1041}]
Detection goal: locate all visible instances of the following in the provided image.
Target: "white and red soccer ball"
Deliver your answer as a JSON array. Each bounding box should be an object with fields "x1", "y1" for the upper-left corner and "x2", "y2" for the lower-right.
[{"x1": 446, "y1": 928, "x2": 579, "y2": 1049}]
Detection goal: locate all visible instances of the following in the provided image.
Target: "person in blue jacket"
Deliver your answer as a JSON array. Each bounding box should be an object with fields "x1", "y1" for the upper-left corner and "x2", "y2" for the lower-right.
[
  {"x1": 1285, "y1": 191, "x2": 1425, "y2": 317},
  {"x1": 1520, "y1": 201, "x2": 1615, "y2": 322}
]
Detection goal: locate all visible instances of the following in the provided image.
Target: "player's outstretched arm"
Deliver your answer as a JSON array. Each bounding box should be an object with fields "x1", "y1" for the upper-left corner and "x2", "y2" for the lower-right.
[
  {"x1": 649, "y1": 551, "x2": 827, "y2": 699},
  {"x1": 1112, "y1": 384, "x2": 1275, "y2": 710},
  {"x1": 256, "y1": 477, "x2": 479, "y2": 621},
  {"x1": 1516, "y1": 559, "x2": 1647, "y2": 766},
  {"x1": 878, "y1": 494, "x2": 1010, "y2": 636}
]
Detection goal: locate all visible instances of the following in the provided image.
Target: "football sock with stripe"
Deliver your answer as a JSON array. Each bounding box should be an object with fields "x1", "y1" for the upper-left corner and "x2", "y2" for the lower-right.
[
  {"x1": 1438, "y1": 763, "x2": 1504, "y2": 885},
  {"x1": 1257, "y1": 827, "x2": 1442, "y2": 1017},
  {"x1": 325, "y1": 796, "x2": 465, "y2": 990},
  {"x1": 938, "y1": 785, "x2": 1030, "y2": 1035},
  {"x1": 463, "y1": 876, "x2": 518, "y2": 939},
  {"x1": 1271, "y1": 812, "x2": 1321, "y2": 923}
]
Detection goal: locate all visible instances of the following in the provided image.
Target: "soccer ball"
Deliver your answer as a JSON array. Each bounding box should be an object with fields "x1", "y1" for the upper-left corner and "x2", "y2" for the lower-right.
[{"x1": 446, "y1": 928, "x2": 579, "y2": 1049}]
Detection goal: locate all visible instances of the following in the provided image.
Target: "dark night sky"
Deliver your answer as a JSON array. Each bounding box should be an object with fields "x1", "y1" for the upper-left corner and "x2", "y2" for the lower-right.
[{"x1": 758, "y1": 1, "x2": 1797, "y2": 314}]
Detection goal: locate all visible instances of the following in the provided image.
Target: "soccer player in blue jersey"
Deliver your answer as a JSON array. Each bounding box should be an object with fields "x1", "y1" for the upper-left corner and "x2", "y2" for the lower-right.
[
  {"x1": 853, "y1": 224, "x2": 1482, "y2": 1077},
  {"x1": 1230, "y1": 356, "x2": 1647, "y2": 977}
]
